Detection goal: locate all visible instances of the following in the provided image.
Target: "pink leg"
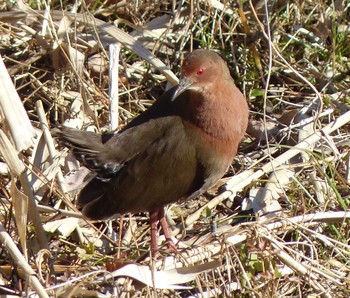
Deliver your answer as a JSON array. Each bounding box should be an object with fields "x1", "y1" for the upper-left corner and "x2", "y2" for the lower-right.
[
  {"x1": 149, "y1": 209, "x2": 159, "y2": 257},
  {"x1": 158, "y1": 208, "x2": 177, "y2": 252}
]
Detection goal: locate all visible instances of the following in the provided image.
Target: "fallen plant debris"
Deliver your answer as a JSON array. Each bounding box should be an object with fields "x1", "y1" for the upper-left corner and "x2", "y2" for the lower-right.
[{"x1": 0, "y1": 0, "x2": 350, "y2": 297}]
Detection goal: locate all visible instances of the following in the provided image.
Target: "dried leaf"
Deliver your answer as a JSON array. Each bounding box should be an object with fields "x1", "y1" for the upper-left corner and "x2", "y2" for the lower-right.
[
  {"x1": 43, "y1": 217, "x2": 79, "y2": 237},
  {"x1": 102, "y1": 260, "x2": 221, "y2": 289},
  {"x1": 0, "y1": 56, "x2": 35, "y2": 151},
  {"x1": 10, "y1": 178, "x2": 28, "y2": 258}
]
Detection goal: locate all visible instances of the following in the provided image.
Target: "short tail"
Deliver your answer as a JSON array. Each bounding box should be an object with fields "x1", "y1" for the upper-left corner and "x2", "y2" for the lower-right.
[{"x1": 53, "y1": 125, "x2": 119, "y2": 177}]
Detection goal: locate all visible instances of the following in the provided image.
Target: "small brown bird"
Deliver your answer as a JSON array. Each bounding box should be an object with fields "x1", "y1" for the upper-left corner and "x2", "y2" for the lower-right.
[{"x1": 55, "y1": 49, "x2": 249, "y2": 255}]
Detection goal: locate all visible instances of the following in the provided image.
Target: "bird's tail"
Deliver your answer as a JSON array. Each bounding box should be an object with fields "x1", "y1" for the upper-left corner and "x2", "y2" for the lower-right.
[
  {"x1": 52, "y1": 125, "x2": 117, "y2": 176},
  {"x1": 53, "y1": 126, "x2": 121, "y2": 220}
]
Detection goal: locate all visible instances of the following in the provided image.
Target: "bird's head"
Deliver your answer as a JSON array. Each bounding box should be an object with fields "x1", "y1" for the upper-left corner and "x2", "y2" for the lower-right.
[{"x1": 172, "y1": 49, "x2": 230, "y2": 101}]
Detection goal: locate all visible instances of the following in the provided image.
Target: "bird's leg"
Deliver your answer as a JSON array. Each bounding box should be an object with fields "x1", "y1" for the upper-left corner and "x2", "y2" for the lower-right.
[
  {"x1": 149, "y1": 209, "x2": 160, "y2": 257},
  {"x1": 149, "y1": 208, "x2": 177, "y2": 257},
  {"x1": 158, "y1": 207, "x2": 177, "y2": 252}
]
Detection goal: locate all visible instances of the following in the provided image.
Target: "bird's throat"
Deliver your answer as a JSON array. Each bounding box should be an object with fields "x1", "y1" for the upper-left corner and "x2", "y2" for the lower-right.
[{"x1": 186, "y1": 89, "x2": 243, "y2": 141}]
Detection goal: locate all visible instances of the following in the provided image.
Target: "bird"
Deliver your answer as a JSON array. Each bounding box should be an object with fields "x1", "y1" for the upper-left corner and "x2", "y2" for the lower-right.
[{"x1": 54, "y1": 49, "x2": 249, "y2": 256}]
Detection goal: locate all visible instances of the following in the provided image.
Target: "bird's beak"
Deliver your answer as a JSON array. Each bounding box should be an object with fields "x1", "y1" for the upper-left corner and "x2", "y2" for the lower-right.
[{"x1": 171, "y1": 77, "x2": 193, "y2": 101}]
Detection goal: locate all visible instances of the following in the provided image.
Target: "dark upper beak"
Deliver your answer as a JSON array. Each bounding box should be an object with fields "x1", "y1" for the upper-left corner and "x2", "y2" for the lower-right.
[{"x1": 171, "y1": 77, "x2": 193, "y2": 101}]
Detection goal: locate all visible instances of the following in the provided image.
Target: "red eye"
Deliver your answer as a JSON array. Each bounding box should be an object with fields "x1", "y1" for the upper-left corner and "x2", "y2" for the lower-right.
[{"x1": 197, "y1": 68, "x2": 204, "y2": 75}]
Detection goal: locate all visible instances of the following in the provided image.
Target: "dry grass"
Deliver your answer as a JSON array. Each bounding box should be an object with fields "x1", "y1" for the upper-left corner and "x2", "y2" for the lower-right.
[{"x1": 0, "y1": 0, "x2": 350, "y2": 297}]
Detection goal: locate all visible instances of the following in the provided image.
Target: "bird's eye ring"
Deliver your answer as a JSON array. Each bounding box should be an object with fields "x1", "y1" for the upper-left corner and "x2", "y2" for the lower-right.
[{"x1": 197, "y1": 68, "x2": 204, "y2": 75}]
